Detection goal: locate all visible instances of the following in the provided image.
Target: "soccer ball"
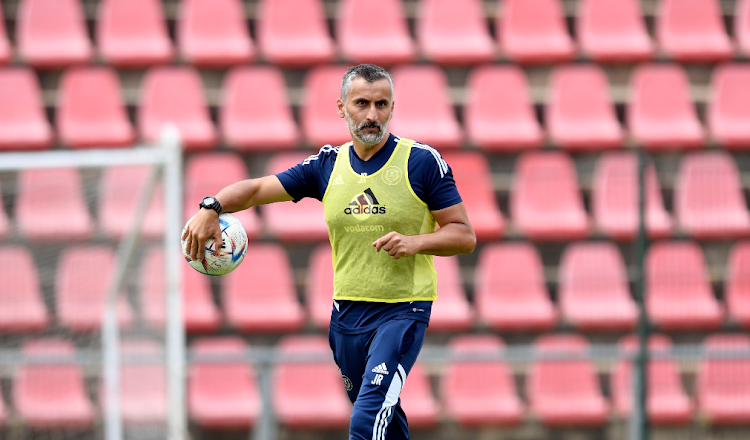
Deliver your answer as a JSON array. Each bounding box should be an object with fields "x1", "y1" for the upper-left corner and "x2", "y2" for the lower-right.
[{"x1": 182, "y1": 213, "x2": 247, "y2": 276}]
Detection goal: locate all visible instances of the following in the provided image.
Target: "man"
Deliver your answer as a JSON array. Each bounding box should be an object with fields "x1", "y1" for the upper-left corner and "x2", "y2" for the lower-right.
[{"x1": 183, "y1": 64, "x2": 475, "y2": 440}]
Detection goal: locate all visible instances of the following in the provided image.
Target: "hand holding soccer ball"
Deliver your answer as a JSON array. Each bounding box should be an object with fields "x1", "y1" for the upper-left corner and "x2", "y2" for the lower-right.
[{"x1": 181, "y1": 213, "x2": 248, "y2": 276}]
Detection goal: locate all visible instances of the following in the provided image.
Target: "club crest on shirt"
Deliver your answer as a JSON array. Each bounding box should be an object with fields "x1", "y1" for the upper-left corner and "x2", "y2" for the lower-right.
[
  {"x1": 342, "y1": 375, "x2": 353, "y2": 391},
  {"x1": 382, "y1": 166, "x2": 402, "y2": 185}
]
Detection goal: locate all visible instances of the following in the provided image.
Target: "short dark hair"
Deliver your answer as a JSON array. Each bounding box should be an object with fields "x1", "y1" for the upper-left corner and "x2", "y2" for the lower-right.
[{"x1": 340, "y1": 64, "x2": 394, "y2": 100}]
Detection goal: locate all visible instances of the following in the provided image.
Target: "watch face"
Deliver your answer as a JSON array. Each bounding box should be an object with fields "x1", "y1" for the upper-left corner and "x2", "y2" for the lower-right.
[{"x1": 202, "y1": 197, "x2": 215, "y2": 206}]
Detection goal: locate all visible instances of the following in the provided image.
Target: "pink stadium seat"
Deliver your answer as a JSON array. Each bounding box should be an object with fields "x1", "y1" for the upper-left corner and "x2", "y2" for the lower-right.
[
  {"x1": 546, "y1": 65, "x2": 623, "y2": 151},
  {"x1": 592, "y1": 152, "x2": 672, "y2": 240},
  {"x1": 675, "y1": 152, "x2": 750, "y2": 239},
  {"x1": 707, "y1": 64, "x2": 750, "y2": 149},
  {"x1": 256, "y1": 0, "x2": 334, "y2": 66},
  {"x1": 138, "y1": 67, "x2": 217, "y2": 150},
  {"x1": 0, "y1": 246, "x2": 49, "y2": 332},
  {"x1": 399, "y1": 361, "x2": 439, "y2": 428},
  {"x1": 429, "y1": 256, "x2": 473, "y2": 332},
  {"x1": 528, "y1": 334, "x2": 609, "y2": 427},
  {"x1": 656, "y1": 0, "x2": 732, "y2": 63},
  {"x1": 273, "y1": 335, "x2": 351, "y2": 428},
  {"x1": 389, "y1": 65, "x2": 463, "y2": 150},
  {"x1": 738, "y1": 0, "x2": 750, "y2": 56},
  {"x1": 16, "y1": 0, "x2": 92, "y2": 68},
  {"x1": 627, "y1": 64, "x2": 705, "y2": 150},
  {"x1": 0, "y1": 5, "x2": 12, "y2": 64},
  {"x1": 220, "y1": 66, "x2": 299, "y2": 151},
  {"x1": 441, "y1": 335, "x2": 523, "y2": 427},
  {"x1": 14, "y1": 339, "x2": 95, "y2": 429},
  {"x1": 0, "y1": 68, "x2": 53, "y2": 150},
  {"x1": 301, "y1": 65, "x2": 351, "y2": 148},
  {"x1": 417, "y1": 0, "x2": 495, "y2": 65},
  {"x1": 97, "y1": 0, "x2": 174, "y2": 67},
  {"x1": 727, "y1": 242, "x2": 750, "y2": 329},
  {"x1": 56, "y1": 246, "x2": 133, "y2": 332},
  {"x1": 558, "y1": 242, "x2": 638, "y2": 332},
  {"x1": 223, "y1": 243, "x2": 304, "y2": 332},
  {"x1": 510, "y1": 152, "x2": 590, "y2": 241},
  {"x1": 698, "y1": 334, "x2": 750, "y2": 425},
  {"x1": 98, "y1": 165, "x2": 165, "y2": 239},
  {"x1": 337, "y1": 0, "x2": 415, "y2": 65},
  {"x1": 577, "y1": 0, "x2": 654, "y2": 62},
  {"x1": 177, "y1": 0, "x2": 254, "y2": 66},
  {"x1": 111, "y1": 340, "x2": 167, "y2": 424},
  {"x1": 189, "y1": 337, "x2": 261, "y2": 429},
  {"x1": 263, "y1": 153, "x2": 329, "y2": 242},
  {"x1": 16, "y1": 168, "x2": 93, "y2": 240},
  {"x1": 306, "y1": 244, "x2": 333, "y2": 330},
  {"x1": 474, "y1": 243, "x2": 557, "y2": 331},
  {"x1": 497, "y1": 0, "x2": 575, "y2": 64},
  {"x1": 646, "y1": 241, "x2": 723, "y2": 331}
]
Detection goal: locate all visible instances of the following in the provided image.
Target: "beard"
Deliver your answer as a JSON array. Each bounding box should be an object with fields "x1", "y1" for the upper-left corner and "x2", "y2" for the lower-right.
[{"x1": 344, "y1": 109, "x2": 391, "y2": 148}]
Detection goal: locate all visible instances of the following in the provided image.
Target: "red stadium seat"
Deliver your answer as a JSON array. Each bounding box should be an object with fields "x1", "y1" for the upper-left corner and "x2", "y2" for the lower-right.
[
  {"x1": 220, "y1": 66, "x2": 299, "y2": 151},
  {"x1": 441, "y1": 335, "x2": 523, "y2": 427},
  {"x1": 223, "y1": 243, "x2": 304, "y2": 332},
  {"x1": 16, "y1": 0, "x2": 92, "y2": 68},
  {"x1": 0, "y1": 68, "x2": 53, "y2": 150},
  {"x1": 273, "y1": 335, "x2": 351, "y2": 429},
  {"x1": 675, "y1": 152, "x2": 750, "y2": 239},
  {"x1": 301, "y1": 65, "x2": 351, "y2": 148},
  {"x1": 738, "y1": 0, "x2": 750, "y2": 56},
  {"x1": 646, "y1": 241, "x2": 723, "y2": 331},
  {"x1": 417, "y1": 0, "x2": 495, "y2": 65},
  {"x1": 474, "y1": 243, "x2": 557, "y2": 331},
  {"x1": 546, "y1": 64, "x2": 623, "y2": 151},
  {"x1": 138, "y1": 67, "x2": 217, "y2": 150},
  {"x1": 527, "y1": 334, "x2": 609, "y2": 427},
  {"x1": 306, "y1": 244, "x2": 333, "y2": 330},
  {"x1": 497, "y1": 0, "x2": 575, "y2": 64},
  {"x1": 112, "y1": 340, "x2": 167, "y2": 424},
  {"x1": 189, "y1": 337, "x2": 261, "y2": 428},
  {"x1": 429, "y1": 256, "x2": 473, "y2": 332},
  {"x1": 256, "y1": 0, "x2": 334, "y2": 66},
  {"x1": 98, "y1": 165, "x2": 165, "y2": 239},
  {"x1": 465, "y1": 65, "x2": 543, "y2": 151},
  {"x1": 727, "y1": 242, "x2": 750, "y2": 329},
  {"x1": 97, "y1": 0, "x2": 174, "y2": 67},
  {"x1": 577, "y1": 0, "x2": 653, "y2": 63},
  {"x1": 0, "y1": 246, "x2": 49, "y2": 332},
  {"x1": 16, "y1": 168, "x2": 93, "y2": 240},
  {"x1": 389, "y1": 65, "x2": 463, "y2": 150},
  {"x1": 627, "y1": 64, "x2": 705, "y2": 150},
  {"x1": 656, "y1": 0, "x2": 732, "y2": 63},
  {"x1": 337, "y1": 0, "x2": 415, "y2": 65},
  {"x1": 707, "y1": 64, "x2": 750, "y2": 150},
  {"x1": 399, "y1": 361, "x2": 439, "y2": 428},
  {"x1": 14, "y1": 339, "x2": 95, "y2": 429},
  {"x1": 0, "y1": 4, "x2": 12, "y2": 64},
  {"x1": 697, "y1": 334, "x2": 750, "y2": 425},
  {"x1": 510, "y1": 152, "x2": 590, "y2": 241},
  {"x1": 558, "y1": 242, "x2": 638, "y2": 332},
  {"x1": 177, "y1": 0, "x2": 254, "y2": 67}
]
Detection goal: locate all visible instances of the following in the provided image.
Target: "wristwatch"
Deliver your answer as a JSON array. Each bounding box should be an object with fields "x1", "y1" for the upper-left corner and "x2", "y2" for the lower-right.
[{"x1": 199, "y1": 196, "x2": 222, "y2": 215}]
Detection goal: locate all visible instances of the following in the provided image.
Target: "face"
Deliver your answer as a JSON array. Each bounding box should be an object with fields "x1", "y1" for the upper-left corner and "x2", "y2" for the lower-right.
[{"x1": 337, "y1": 77, "x2": 394, "y2": 148}]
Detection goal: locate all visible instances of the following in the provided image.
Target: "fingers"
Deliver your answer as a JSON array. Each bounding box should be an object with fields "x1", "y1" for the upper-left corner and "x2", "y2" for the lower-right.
[{"x1": 372, "y1": 232, "x2": 396, "y2": 251}]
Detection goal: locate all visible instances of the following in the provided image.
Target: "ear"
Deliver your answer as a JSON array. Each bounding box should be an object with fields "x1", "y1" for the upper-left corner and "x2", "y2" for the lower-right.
[{"x1": 337, "y1": 98, "x2": 345, "y2": 118}]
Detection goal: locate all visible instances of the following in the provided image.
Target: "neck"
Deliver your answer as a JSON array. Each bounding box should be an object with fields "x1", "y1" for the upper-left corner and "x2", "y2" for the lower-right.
[{"x1": 351, "y1": 133, "x2": 390, "y2": 161}]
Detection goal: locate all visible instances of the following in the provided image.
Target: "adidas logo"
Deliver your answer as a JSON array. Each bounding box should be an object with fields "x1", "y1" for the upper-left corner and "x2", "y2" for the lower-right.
[
  {"x1": 332, "y1": 175, "x2": 344, "y2": 185},
  {"x1": 371, "y1": 363, "x2": 389, "y2": 375}
]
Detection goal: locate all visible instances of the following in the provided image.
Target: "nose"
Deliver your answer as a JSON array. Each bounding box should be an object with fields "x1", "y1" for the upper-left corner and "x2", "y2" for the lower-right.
[{"x1": 365, "y1": 103, "x2": 379, "y2": 121}]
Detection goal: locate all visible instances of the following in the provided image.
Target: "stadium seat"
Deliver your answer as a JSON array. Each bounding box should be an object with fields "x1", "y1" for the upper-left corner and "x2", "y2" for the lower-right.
[
  {"x1": 0, "y1": 5, "x2": 12, "y2": 64},
  {"x1": 301, "y1": 65, "x2": 351, "y2": 148},
  {"x1": 97, "y1": 0, "x2": 174, "y2": 67},
  {"x1": 16, "y1": 0, "x2": 92, "y2": 68},
  {"x1": 98, "y1": 165, "x2": 165, "y2": 239},
  {"x1": 611, "y1": 335, "x2": 692, "y2": 425},
  {"x1": 707, "y1": 64, "x2": 750, "y2": 149},
  {"x1": 577, "y1": 0, "x2": 654, "y2": 63},
  {"x1": 546, "y1": 64, "x2": 623, "y2": 151},
  {"x1": 219, "y1": 66, "x2": 299, "y2": 151},
  {"x1": 57, "y1": 67, "x2": 136, "y2": 149},
  {"x1": 697, "y1": 334, "x2": 750, "y2": 425},
  {"x1": 14, "y1": 338, "x2": 95, "y2": 429},
  {"x1": 656, "y1": 0, "x2": 733, "y2": 63},
  {"x1": 306, "y1": 244, "x2": 333, "y2": 330},
  {"x1": 256, "y1": 0, "x2": 334, "y2": 66},
  {"x1": 527, "y1": 334, "x2": 609, "y2": 427},
  {"x1": 417, "y1": 0, "x2": 495, "y2": 65},
  {"x1": 474, "y1": 243, "x2": 558, "y2": 331},
  {"x1": 627, "y1": 64, "x2": 705, "y2": 150},
  {"x1": 0, "y1": 67, "x2": 53, "y2": 150},
  {"x1": 558, "y1": 242, "x2": 638, "y2": 332},
  {"x1": 111, "y1": 340, "x2": 167, "y2": 424},
  {"x1": 675, "y1": 151, "x2": 750, "y2": 239},
  {"x1": 738, "y1": 0, "x2": 750, "y2": 56},
  {"x1": 727, "y1": 242, "x2": 750, "y2": 329},
  {"x1": 337, "y1": 0, "x2": 415, "y2": 65},
  {"x1": 223, "y1": 243, "x2": 304, "y2": 332},
  {"x1": 263, "y1": 152, "x2": 329, "y2": 242},
  {"x1": 465, "y1": 65, "x2": 543, "y2": 151},
  {"x1": 138, "y1": 67, "x2": 217, "y2": 150},
  {"x1": 57, "y1": 246, "x2": 133, "y2": 332},
  {"x1": 399, "y1": 361, "x2": 440, "y2": 428},
  {"x1": 441, "y1": 335, "x2": 523, "y2": 427},
  {"x1": 0, "y1": 246, "x2": 49, "y2": 332},
  {"x1": 510, "y1": 152, "x2": 590, "y2": 241},
  {"x1": 429, "y1": 256, "x2": 473, "y2": 332},
  {"x1": 497, "y1": 0, "x2": 575, "y2": 64},
  {"x1": 646, "y1": 241, "x2": 723, "y2": 331},
  {"x1": 273, "y1": 335, "x2": 351, "y2": 429},
  {"x1": 177, "y1": 0, "x2": 254, "y2": 66},
  {"x1": 592, "y1": 152, "x2": 672, "y2": 240},
  {"x1": 16, "y1": 168, "x2": 93, "y2": 240},
  {"x1": 189, "y1": 337, "x2": 261, "y2": 428},
  {"x1": 389, "y1": 65, "x2": 463, "y2": 150},
  {"x1": 140, "y1": 247, "x2": 221, "y2": 334}
]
